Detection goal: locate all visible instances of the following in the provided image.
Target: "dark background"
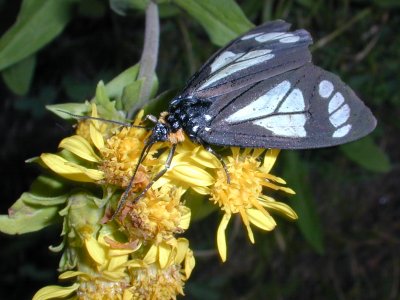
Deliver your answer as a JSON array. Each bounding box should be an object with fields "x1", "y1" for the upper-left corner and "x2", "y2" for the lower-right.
[{"x1": 0, "y1": 0, "x2": 399, "y2": 299}]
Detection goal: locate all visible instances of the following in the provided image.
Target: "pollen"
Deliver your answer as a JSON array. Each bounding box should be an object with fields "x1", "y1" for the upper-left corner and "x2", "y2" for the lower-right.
[
  {"x1": 129, "y1": 264, "x2": 185, "y2": 299},
  {"x1": 100, "y1": 126, "x2": 156, "y2": 190},
  {"x1": 211, "y1": 150, "x2": 264, "y2": 214},
  {"x1": 119, "y1": 186, "x2": 190, "y2": 244}
]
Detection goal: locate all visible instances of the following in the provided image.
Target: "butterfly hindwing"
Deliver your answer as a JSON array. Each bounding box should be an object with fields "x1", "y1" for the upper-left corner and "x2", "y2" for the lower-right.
[
  {"x1": 180, "y1": 20, "x2": 313, "y2": 100},
  {"x1": 196, "y1": 63, "x2": 376, "y2": 149}
]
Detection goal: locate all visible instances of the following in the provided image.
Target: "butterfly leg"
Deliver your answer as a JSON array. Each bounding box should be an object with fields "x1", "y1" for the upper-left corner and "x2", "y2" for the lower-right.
[{"x1": 202, "y1": 144, "x2": 231, "y2": 184}]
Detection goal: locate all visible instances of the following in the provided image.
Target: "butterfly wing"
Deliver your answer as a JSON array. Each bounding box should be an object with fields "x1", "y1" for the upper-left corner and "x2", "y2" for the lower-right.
[
  {"x1": 179, "y1": 20, "x2": 313, "y2": 100},
  {"x1": 196, "y1": 63, "x2": 377, "y2": 149}
]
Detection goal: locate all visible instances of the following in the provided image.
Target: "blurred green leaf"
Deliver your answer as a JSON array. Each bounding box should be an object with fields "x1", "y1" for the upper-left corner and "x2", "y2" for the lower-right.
[
  {"x1": 184, "y1": 190, "x2": 217, "y2": 222},
  {"x1": 109, "y1": 0, "x2": 148, "y2": 15},
  {"x1": 1, "y1": 54, "x2": 36, "y2": 95},
  {"x1": 0, "y1": 0, "x2": 76, "y2": 71},
  {"x1": 373, "y1": 0, "x2": 400, "y2": 8},
  {"x1": 15, "y1": 85, "x2": 56, "y2": 117},
  {"x1": 173, "y1": 0, "x2": 253, "y2": 46},
  {"x1": 77, "y1": 0, "x2": 106, "y2": 18},
  {"x1": 282, "y1": 151, "x2": 324, "y2": 254},
  {"x1": 340, "y1": 136, "x2": 391, "y2": 173}
]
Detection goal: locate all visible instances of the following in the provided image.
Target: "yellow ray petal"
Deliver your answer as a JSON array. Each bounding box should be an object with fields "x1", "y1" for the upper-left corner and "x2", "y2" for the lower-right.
[
  {"x1": 179, "y1": 207, "x2": 191, "y2": 230},
  {"x1": 158, "y1": 242, "x2": 171, "y2": 269},
  {"x1": 85, "y1": 236, "x2": 106, "y2": 265},
  {"x1": 32, "y1": 283, "x2": 80, "y2": 300},
  {"x1": 217, "y1": 213, "x2": 231, "y2": 262},
  {"x1": 41, "y1": 153, "x2": 103, "y2": 182},
  {"x1": 59, "y1": 135, "x2": 101, "y2": 162},
  {"x1": 246, "y1": 208, "x2": 277, "y2": 231},
  {"x1": 169, "y1": 164, "x2": 215, "y2": 186},
  {"x1": 262, "y1": 149, "x2": 280, "y2": 173}
]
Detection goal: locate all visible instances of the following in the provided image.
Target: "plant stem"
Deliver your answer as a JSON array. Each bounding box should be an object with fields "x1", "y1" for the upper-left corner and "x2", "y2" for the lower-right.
[{"x1": 128, "y1": 1, "x2": 159, "y2": 119}]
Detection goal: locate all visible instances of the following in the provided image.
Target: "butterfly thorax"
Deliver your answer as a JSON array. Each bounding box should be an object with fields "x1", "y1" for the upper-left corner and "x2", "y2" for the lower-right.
[{"x1": 166, "y1": 97, "x2": 212, "y2": 143}]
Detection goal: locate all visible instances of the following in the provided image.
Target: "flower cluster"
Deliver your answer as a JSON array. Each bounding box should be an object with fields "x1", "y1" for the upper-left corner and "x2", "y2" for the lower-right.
[{"x1": 34, "y1": 103, "x2": 297, "y2": 299}]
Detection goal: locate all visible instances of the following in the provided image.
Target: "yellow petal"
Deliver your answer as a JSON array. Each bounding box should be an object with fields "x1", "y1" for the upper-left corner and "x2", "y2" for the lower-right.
[
  {"x1": 190, "y1": 147, "x2": 221, "y2": 168},
  {"x1": 158, "y1": 242, "x2": 171, "y2": 268},
  {"x1": 184, "y1": 249, "x2": 196, "y2": 279},
  {"x1": 262, "y1": 201, "x2": 298, "y2": 220},
  {"x1": 174, "y1": 238, "x2": 189, "y2": 264},
  {"x1": 89, "y1": 104, "x2": 105, "y2": 150},
  {"x1": 59, "y1": 135, "x2": 101, "y2": 162},
  {"x1": 41, "y1": 153, "x2": 104, "y2": 182},
  {"x1": 217, "y1": 213, "x2": 231, "y2": 262},
  {"x1": 85, "y1": 236, "x2": 106, "y2": 265},
  {"x1": 246, "y1": 208, "x2": 277, "y2": 231},
  {"x1": 263, "y1": 181, "x2": 295, "y2": 194},
  {"x1": 263, "y1": 149, "x2": 280, "y2": 172},
  {"x1": 143, "y1": 244, "x2": 157, "y2": 264},
  {"x1": 239, "y1": 208, "x2": 255, "y2": 243},
  {"x1": 32, "y1": 283, "x2": 80, "y2": 300},
  {"x1": 191, "y1": 185, "x2": 211, "y2": 195},
  {"x1": 179, "y1": 207, "x2": 191, "y2": 230},
  {"x1": 58, "y1": 271, "x2": 85, "y2": 279},
  {"x1": 169, "y1": 164, "x2": 215, "y2": 186},
  {"x1": 108, "y1": 255, "x2": 129, "y2": 272}
]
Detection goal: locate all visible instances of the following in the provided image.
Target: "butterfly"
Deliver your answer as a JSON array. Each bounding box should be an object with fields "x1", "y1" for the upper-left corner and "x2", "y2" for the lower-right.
[{"x1": 113, "y1": 19, "x2": 377, "y2": 217}]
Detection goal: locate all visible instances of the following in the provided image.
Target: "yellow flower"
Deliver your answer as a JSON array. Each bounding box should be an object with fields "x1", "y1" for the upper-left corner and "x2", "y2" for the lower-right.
[
  {"x1": 118, "y1": 185, "x2": 191, "y2": 244},
  {"x1": 99, "y1": 123, "x2": 158, "y2": 190},
  {"x1": 152, "y1": 139, "x2": 220, "y2": 195},
  {"x1": 211, "y1": 148, "x2": 297, "y2": 262},
  {"x1": 33, "y1": 230, "x2": 141, "y2": 300},
  {"x1": 128, "y1": 238, "x2": 195, "y2": 299}
]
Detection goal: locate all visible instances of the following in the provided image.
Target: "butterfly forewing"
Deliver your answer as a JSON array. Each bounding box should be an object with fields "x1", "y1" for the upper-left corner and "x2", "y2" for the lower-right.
[
  {"x1": 180, "y1": 20, "x2": 313, "y2": 100},
  {"x1": 197, "y1": 63, "x2": 376, "y2": 149}
]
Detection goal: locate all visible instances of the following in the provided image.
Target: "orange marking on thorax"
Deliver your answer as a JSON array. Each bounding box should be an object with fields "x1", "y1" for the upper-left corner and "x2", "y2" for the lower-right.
[{"x1": 168, "y1": 128, "x2": 185, "y2": 144}]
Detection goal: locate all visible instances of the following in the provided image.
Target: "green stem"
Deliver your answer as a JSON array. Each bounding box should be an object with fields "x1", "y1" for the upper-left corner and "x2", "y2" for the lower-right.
[{"x1": 128, "y1": 1, "x2": 159, "y2": 119}]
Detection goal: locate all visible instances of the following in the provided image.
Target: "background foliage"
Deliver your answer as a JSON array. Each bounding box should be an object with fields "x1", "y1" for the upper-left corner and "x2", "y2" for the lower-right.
[{"x1": 0, "y1": 0, "x2": 399, "y2": 299}]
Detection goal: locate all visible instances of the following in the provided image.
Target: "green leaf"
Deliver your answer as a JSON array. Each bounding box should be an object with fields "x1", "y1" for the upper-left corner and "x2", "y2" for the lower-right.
[
  {"x1": 282, "y1": 151, "x2": 324, "y2": 254},
  {"x1": 1, "y1": 54, "x2": 36, "y2": 95},
  {"x1": 46, "y1": 102, "x2": 90, "y2": 120},
  {"x1": 104, "y1": 64, "x2": 140, "y2": 100},
  {"x1": 173, "y1": 0, "x2": 253, "y2": 46},
  {"x1": 121, "y1": 79, "x2": 144, "y2": 112},
  {"x1": 340, "y1": 136, "x2": 391, "y2": 173},
  {"x1": 0, "y1": 0, "x2": 76, "y2": 71},
  {"x1": 0, "y1": 193, "x2": 60, "y2": 235}
]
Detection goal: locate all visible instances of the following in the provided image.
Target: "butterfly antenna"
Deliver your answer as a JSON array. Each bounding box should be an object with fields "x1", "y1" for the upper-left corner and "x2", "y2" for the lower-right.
[
  {"x1": 56, "y1": 109, "x2": 146, "y2": 128},
  {"x1": 111, "y1": 141, "x2": 154, "y2": 220}
]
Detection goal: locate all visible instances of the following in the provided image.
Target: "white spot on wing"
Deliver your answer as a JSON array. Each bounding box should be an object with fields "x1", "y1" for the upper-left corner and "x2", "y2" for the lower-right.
[
  {"x1": 329, "y1": 104, "x2": 350, "y2": 128},
  {"x1": 319, "y1": 80, "x2": 334, "y2": 98},
  {"x1": 253, "y1": 114, "x2": 307, "y2": 137},
  {"x1": 204, "y1": 114, "x2": 212, "y2": 121},
  {"x1": 278, "y1": 88, "x2": 305, "y2": 113},
  {"x1": 200, "y1": 51, "x2": 275, "y2": 90},
  {"x1": 241, "y1": 33, "x2": 262, "y2": 40},
  {"x1": 237, "y1": 49, "x2": 272, "y2": 61},
  {"x1": 192, "y1": 125, "x2": 199, "y2": 132},
  {"x1": 279, "y1": 34, "x2": 300, "y2": 43},
  {"x1": 255, "y1": 32, "x2": 285, "y2": 42},
  {"x1": 204, "y1": 127, "x2": 211, "y2": 132},
  {"x1": 333, "y1": 124, "x2": 352, "y2": 138},
  {"x1": 328, "y1": 92, "x2": 345, "y2": 113},
  {"x1": 226, "y1": 81, "x2": 291, "y2": 123},
  {"x1": 210, "y1": 51, "x2": 242, "y2": 72}
]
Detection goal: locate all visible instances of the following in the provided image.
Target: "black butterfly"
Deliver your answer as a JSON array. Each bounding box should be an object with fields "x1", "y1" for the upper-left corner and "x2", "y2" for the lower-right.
[{"x1": 114, "y1": 20, "x2": 377, "y2": 216}]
